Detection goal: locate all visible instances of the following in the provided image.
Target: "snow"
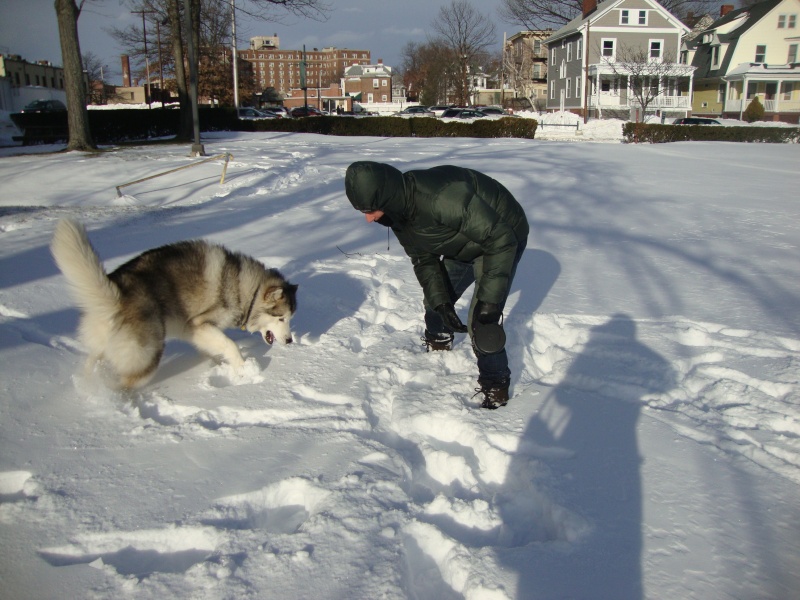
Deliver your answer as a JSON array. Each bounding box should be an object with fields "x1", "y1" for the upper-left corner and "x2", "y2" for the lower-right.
[{"x1": 0, "y1": 123, "x2": 799, "y2": 599}]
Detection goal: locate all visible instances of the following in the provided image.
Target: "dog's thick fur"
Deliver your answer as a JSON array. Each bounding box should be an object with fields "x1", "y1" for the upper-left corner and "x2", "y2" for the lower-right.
[{"x1": 50, "y1": 219, "x2": 297, "y2": 389}]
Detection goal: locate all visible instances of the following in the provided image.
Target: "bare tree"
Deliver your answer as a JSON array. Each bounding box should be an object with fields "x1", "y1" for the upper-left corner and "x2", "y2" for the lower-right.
[
  {"x1": 401, "y1": 40, "x2": 458, "y2": 105},
  {"x1": 602, "y1": 45, "x2": 693, "y2": 121},
  {"x1": 55, "y1": 0, "x2": 96, "y2": 151},
  {"x1": 499, "y1": 0, "x2": 722, "y2": 30},
  {"x1": 431, "y1": 0, "x2": 497, "y2": 106}
]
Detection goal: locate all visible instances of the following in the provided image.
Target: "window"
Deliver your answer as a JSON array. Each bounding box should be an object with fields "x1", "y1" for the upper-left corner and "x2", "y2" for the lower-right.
[
  {"x1": 382, "y1": 79, "x2": 387, "y2": 87},
  {"x1": 551, "y1": 48, "x2": 556, "y2": 63},
  {"x1": 783, "y1": 82, "x2": 795, "y2": 101},
  {"x1": 755, "y1": 45, "x2": 766, "y2": 63},
  {"x1": 577, "y1": 39, "x2": 583, "y2": 60},
  {"x1": 778, "y1": 14, "x2": 796, "y2": 28},
  {"x1": 575, "y1": 76, "x2": 581, "y2": 98},
  {"x1": 789, "y1": 44, "x2": 798, "y2": 63},
  {"x1": 550, "y1": 81, "x2": 555, "y2": 99},
  {"x1": 620, "y1": 9, "x2": 629, "y2": 24},
  {"x1": 602, "y1": 39, "x2": 616, "y2": 60},
  {"x1": 567, "y1": 42, "x2": 573, "y2": 61},
  {"x1": 650, "y1": 40, "x2": 663, "y2": 61},
  {"x1": 717, "y1": 84, "x2": 725, "y2": 103},
  {"x1": 566, "y1": 78, "x2": 571, "y2": 98},
  {"x1": 712, "y1": 45, "x2": 720, "y2": 66},
  {"x1": 638, "y1": 10, "x2": 648, "y2": 25},
  {"x1": 372, "y1": 78, "x2": 379, "y2": 88},
  {"x1": 560, "y1": 60, "x2": 566, "y2": 78}
]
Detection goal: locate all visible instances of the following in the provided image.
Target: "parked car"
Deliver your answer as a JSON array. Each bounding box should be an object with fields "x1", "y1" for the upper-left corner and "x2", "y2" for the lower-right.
[
  {"x1": 439, "y1": 108, "x2": 487, "y2": 120},
  {"x1": 258, "y1": 107, "x2": 286, "y2": 118},
  {"x1": 476, "y1": 106, "x2": 519, "y2": 118},
  {"x1": 19, "y1": 99, "x2": 67, "y2": 113},
  {"x1": 237, "y1": 107, "x2": 277, "y2": 120},
  {"x1": 394, "y1": 106, "x2": 435, "y2": 117},
  {"x1": 263, "y1": 106, "x2": 291, "y2": 117},
  {"x1": 672, "y1": 117, "x2": 720, "y2": 125},
  {"x1": 290, "y1": 106, "x2": 324, "y2": 118},
  {"x1": 428, "y1": 105, "x2": 454, "y2": 117}
]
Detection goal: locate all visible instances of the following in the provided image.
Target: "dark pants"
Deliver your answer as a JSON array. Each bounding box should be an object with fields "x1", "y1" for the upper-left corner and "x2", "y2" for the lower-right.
[{"x1": 424, "y1": 242, "x2": 526, "y2": 387}]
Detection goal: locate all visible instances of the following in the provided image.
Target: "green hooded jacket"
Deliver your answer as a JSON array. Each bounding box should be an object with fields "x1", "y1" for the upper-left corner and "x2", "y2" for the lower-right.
[{"x1": 345, "y1": 161, "x2": 529, "y2": 308}]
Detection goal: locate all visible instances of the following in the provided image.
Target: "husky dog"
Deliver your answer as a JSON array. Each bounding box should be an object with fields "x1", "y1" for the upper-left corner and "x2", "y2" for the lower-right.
[{"x1": 50, "y1": 219, "x2": 297, "y2": 390}]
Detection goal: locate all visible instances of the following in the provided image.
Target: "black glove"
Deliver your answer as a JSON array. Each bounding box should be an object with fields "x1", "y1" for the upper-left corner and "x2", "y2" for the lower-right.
[
  {"x1": 474, "y1": 301, "x2": 502, "y2": 325},
  {"x1": 434, "y1": 303, "x2": 468, "y2": 333}
]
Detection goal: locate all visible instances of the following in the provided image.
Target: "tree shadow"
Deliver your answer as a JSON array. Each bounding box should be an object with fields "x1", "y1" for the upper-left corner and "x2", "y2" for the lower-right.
[{"x1": 497, "y1": 314, "x2": 676, "y2": 599}]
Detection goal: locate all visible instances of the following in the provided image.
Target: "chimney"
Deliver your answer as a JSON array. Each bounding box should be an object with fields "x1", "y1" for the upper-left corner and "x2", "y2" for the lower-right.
[
  {"x1": 720, "y1": 4, "x2": 734, "y2": 16},
  {"x1": 582, "y1": 0, "x2": 597, "y2": 18},
  {"x1": 121, "y1": 54, "x2": 131, "y2": 87},
  {"x1": 378, "y1": 58, "x2": 383, "y2": 64}
]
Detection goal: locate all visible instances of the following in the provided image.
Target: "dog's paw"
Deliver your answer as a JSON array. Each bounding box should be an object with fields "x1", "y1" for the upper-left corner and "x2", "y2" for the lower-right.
[{"x1": 204, "y1": 357, "x2": 264, "y2": 388}]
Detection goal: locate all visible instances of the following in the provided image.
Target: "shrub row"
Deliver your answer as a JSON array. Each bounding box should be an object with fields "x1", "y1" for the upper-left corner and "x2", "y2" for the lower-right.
[
  {"x1": 13, "y1": 108, "x2": 538, "y2": 144},
  {"x1": 235, "y1": 113, "x2": 538, "y2": 139},
  {"x1": 623, "y1": 122, "x2": 800, "y2": 144}
]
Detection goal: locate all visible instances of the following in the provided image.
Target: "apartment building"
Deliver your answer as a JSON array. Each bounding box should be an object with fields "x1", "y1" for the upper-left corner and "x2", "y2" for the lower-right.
[
  {"x1": 504, "y1": 31, "x2": 552, "y2": 108},
  {"x1": 238, "y1": 35, "x2": 371, "y2": 96},
  {"x1": 0, "y1": 54, "x2": 69, "y2": 112}
]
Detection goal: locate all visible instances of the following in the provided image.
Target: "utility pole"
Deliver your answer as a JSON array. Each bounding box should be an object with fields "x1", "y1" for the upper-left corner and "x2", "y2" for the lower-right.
[
  {"x1": 230, "y1": 0, "x2": 239, "y2": 108},
  {"x1": 131, "y1": 8, "x2": 155, "y2": 108},
  {"x1": 583, "y1": 19, "x2": 591, "y2": 124}
]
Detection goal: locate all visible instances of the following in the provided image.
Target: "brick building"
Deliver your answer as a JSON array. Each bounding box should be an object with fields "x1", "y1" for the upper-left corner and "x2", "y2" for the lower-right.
[
  {"x1": 238, "y1": 35, "x2": 371, "y2": 96},
  {"x1": 341, "y1": 61, "x2": 393, "y2": 103}
]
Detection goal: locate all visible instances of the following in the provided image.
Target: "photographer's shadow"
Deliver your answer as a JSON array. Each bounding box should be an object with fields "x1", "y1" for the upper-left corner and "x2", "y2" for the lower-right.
[{"x1": 498, "y1": 314, "x2": 676, "y2": 599}]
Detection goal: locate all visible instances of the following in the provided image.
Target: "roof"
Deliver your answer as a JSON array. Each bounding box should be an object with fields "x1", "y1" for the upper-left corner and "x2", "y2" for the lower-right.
[
  {"x1": 545, "y1": 0, "x2": 688, "y2": 44},
  {"x1": 343, "y1": 64, "x2": 392, "y2": 78},
  {"x1": 690, "y1": 0, "x2": 784, "y2": 79}
]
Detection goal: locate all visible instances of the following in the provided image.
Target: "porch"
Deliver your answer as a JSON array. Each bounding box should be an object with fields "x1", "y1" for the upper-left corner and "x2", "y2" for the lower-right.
[{"x1": 723, "y1": 63, "x2": 800, "y2": 121}]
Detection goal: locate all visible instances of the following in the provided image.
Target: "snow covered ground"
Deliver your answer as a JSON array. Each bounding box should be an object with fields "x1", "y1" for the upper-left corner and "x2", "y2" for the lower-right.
[{"x1": 0, "y1": 126, "x2": 798, "y2": 599}]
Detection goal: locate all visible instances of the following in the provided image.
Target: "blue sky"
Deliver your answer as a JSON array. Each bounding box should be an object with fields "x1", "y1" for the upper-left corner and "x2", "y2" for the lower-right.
[{"x1": 1, "y1": 0, "x2": 507, "y2": 84}]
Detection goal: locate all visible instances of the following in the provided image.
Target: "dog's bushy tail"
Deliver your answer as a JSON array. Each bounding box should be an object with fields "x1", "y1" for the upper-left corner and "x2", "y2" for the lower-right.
[{"x1": 50, "y1": 219, "x2": 120, "y2": 320}]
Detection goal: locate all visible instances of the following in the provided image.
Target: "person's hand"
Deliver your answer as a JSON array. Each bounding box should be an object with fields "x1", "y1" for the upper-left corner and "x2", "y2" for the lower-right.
[
  {"x1": 474, "y1": 301, "x2": 501, "y2": 325},
  {"x1": 434, "y1": 303, "x2": 468, "y2": 333}
]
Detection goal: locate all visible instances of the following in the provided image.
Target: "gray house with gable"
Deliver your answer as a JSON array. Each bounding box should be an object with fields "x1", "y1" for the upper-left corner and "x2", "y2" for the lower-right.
[{"x1": 546, "y1": 0, "x2": 694, "y2": 119}]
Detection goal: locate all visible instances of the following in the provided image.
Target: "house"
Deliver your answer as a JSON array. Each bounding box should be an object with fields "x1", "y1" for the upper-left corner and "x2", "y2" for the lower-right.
[
  {"x1": 683, "y1": 0, "x2": 800, "y2": 122},
  {"x1": 342, "y1": 61, "x2": 393, "y2": 104},
  {"x1": 504, "y1": 30, "x2": 552, "y2": 110},
  {"x1": 545, "y1": 0, "x2": 694, "y2": 119}
]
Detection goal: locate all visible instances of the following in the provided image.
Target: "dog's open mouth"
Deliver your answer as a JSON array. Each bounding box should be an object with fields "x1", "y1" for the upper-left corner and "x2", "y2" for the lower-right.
[{"x1": 265, "y1": 331, "x2": 275, "y2": 345}]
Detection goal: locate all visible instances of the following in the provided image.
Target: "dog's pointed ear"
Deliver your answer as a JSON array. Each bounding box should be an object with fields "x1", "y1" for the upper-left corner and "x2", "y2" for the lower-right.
[
  {"x1": 263, "y1": 286, "x2": 283, "y2": 301},
  {"x1": 288, "y1": 283, "x2": 299, "y2": 293}
]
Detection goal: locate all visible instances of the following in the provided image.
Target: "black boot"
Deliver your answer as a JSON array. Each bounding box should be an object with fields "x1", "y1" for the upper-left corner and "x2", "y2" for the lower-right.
[
  {"x1": 421, "y1": 331, "x2": 454, "y2": 352},
  {"x1": 475, "y1": 382, "x2": 510, "y2": 409}
]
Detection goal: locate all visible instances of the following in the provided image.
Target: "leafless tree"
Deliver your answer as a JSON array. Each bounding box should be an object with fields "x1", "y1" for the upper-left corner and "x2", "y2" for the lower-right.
[
  {"x1": 55, "y1": 0, "x2": 96, "y2": 150},
  {"x1": 401, "y1": 40, "x2": 459, "y2": 105},
  {"x1": 602, "y1": 45, "x2": 693, "y2": 121},
  {"x1": 431, "y1": 0, "x2": 497, "y2": 105},
  {"x1": 499, "y1": 0, "x2": 721, "y2": 30}
]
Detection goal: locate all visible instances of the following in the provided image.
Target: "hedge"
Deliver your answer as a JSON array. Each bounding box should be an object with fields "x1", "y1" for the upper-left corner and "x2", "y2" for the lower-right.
[
  {"x1": 11, "y1": 108, "x2": 537, "y2": 145},
  {"x1": 622, "y1": 122, "x2": 800, "y2": 144}
]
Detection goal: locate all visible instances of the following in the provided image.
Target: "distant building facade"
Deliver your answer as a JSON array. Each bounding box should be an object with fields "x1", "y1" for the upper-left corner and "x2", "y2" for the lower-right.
[
  {"x1": 341, "y1": 61, "x2": 393, "y2": 103},
  {"x1": 0, "y1": 54, "x2": 72, "y2": 112},
  {"x1": 504, "y1": 31, "x2": 552, "y2": 109},
  {"x1": 238, "y1": 35, "x2": 371, "y2": 97}
]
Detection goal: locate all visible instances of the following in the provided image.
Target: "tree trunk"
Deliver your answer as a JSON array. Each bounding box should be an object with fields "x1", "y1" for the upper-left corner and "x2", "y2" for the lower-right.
[
  {"x1": 54, "y1": 0, "x2": 96, "y2": 151},
  {"x1": 167, "y1": 0, "x2": 192, "y2": 141}
]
